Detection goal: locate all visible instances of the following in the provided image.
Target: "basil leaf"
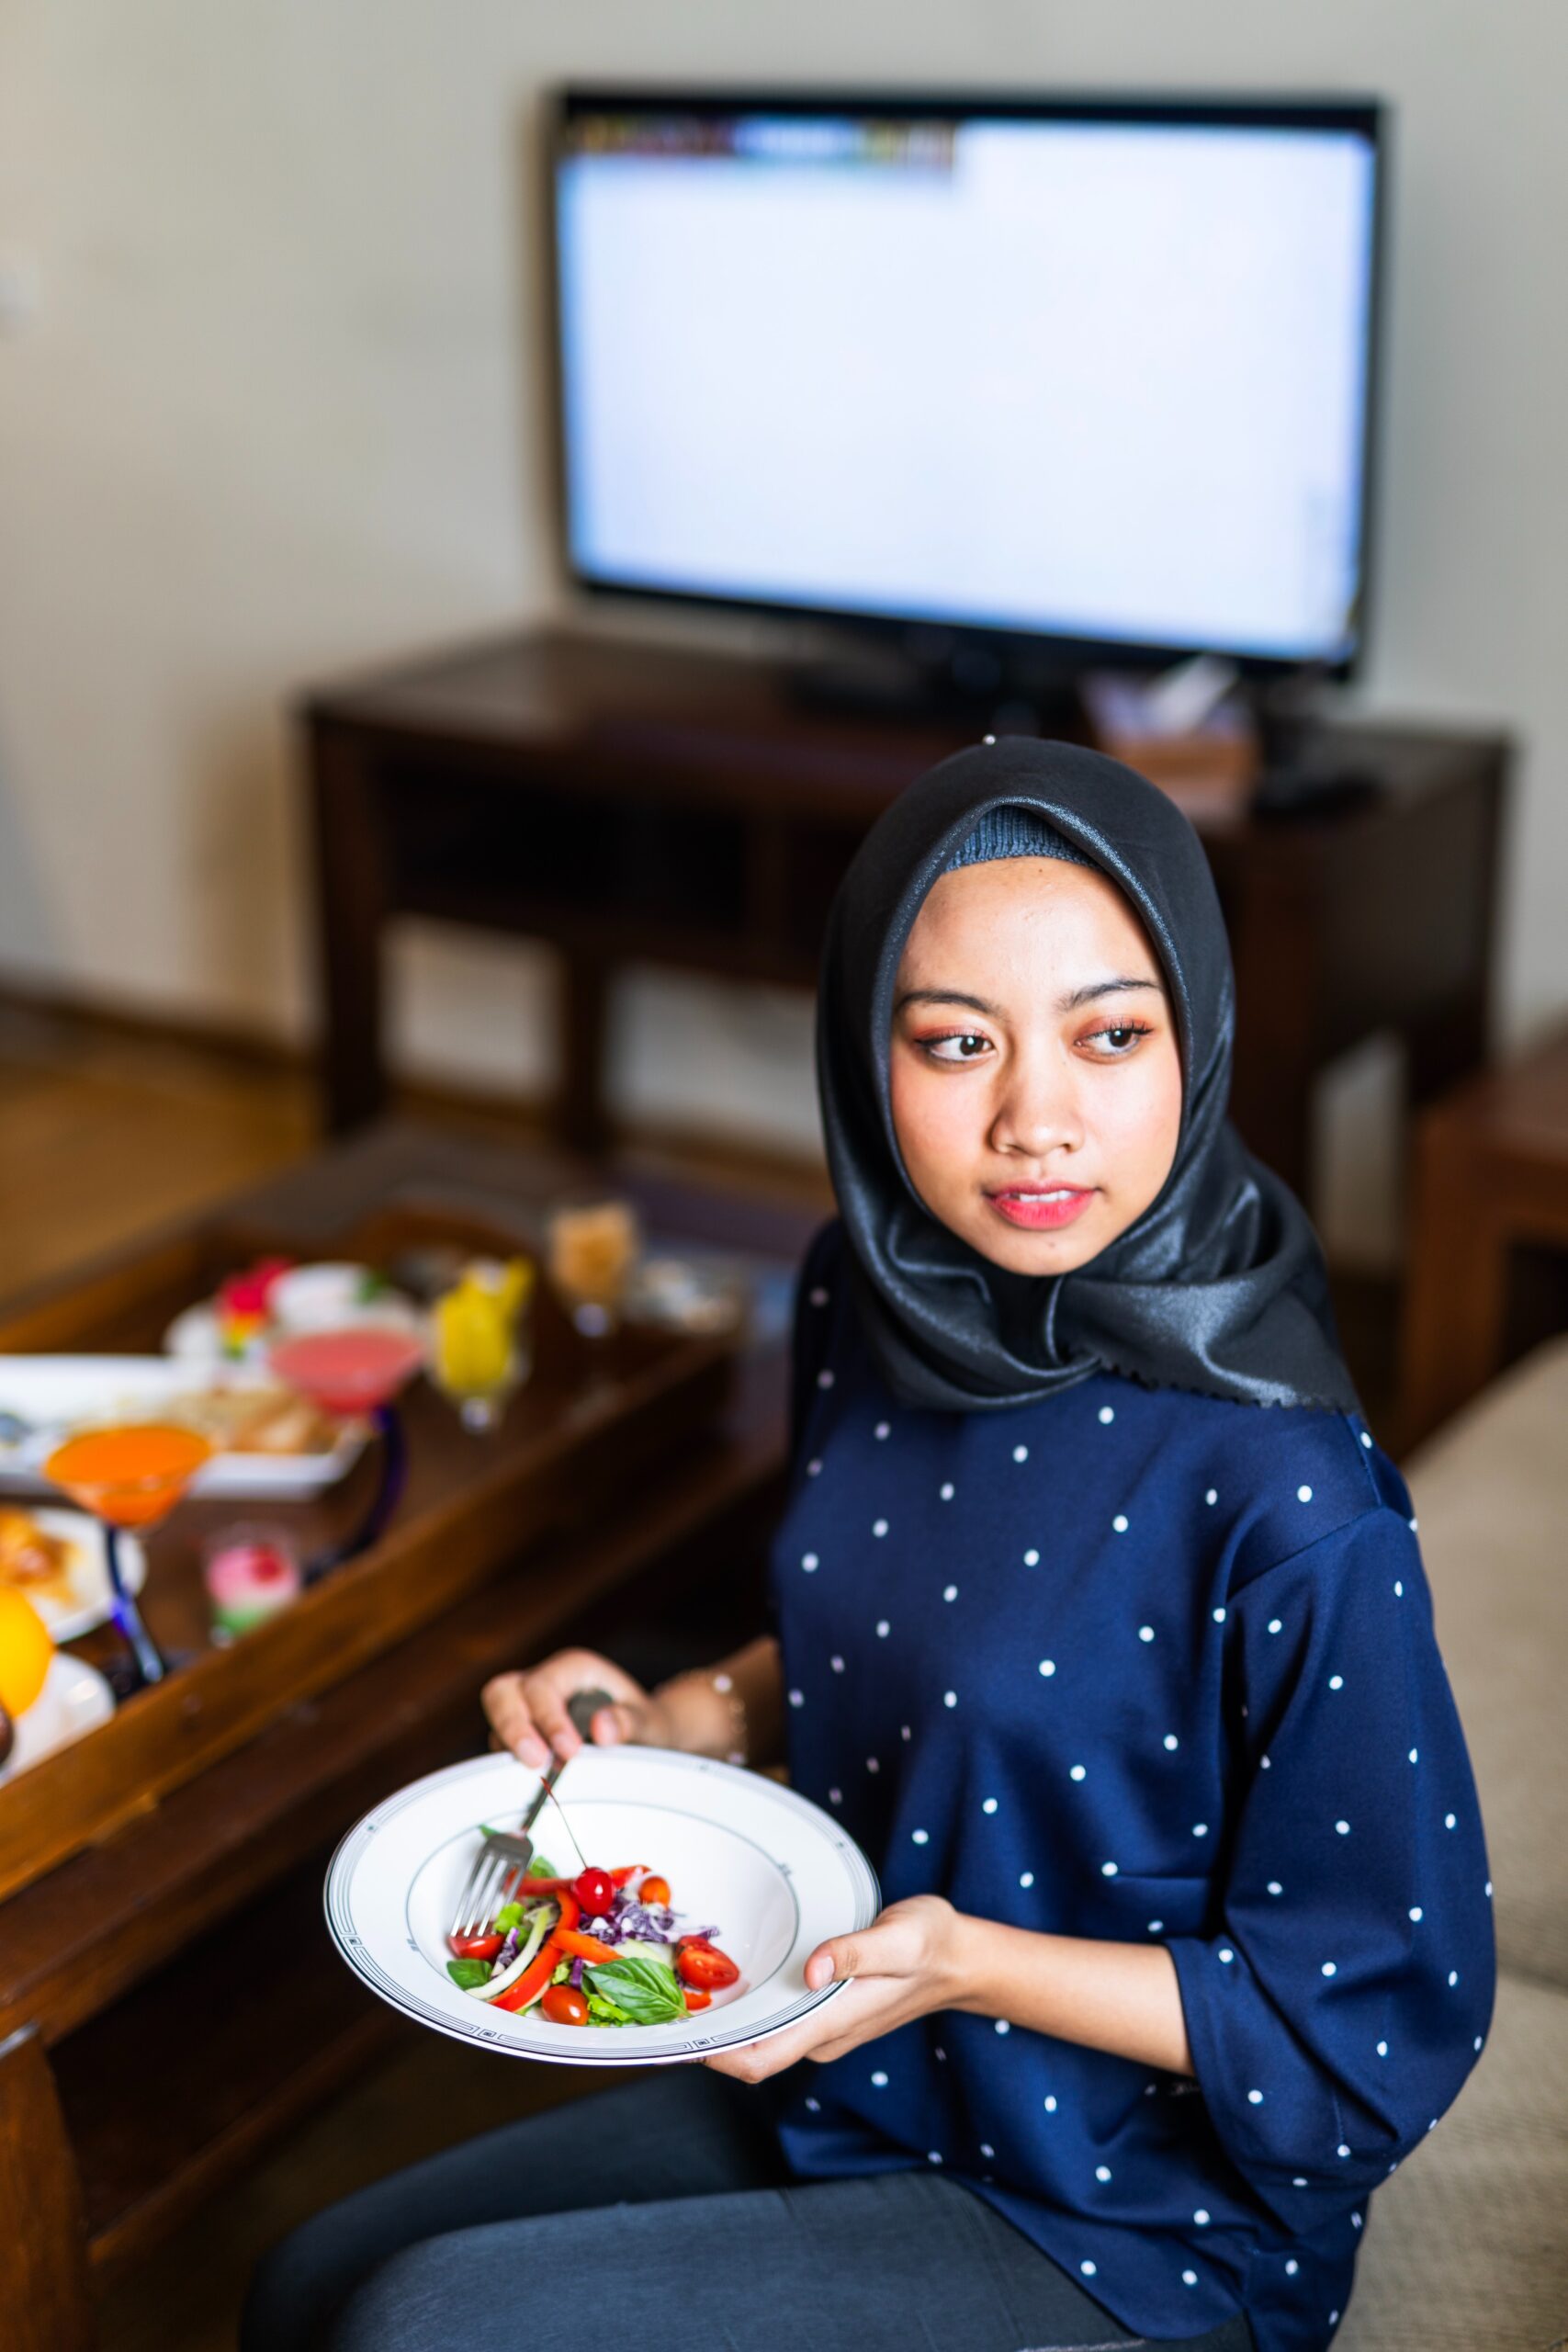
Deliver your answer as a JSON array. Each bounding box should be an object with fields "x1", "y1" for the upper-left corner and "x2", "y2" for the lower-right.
[
  {"x1": 446, "y1": 1958, "x2": 493, "y2": 1991},
  {"x1": 585, "y1": 1953, "x2": 688, "y2": 2026}
]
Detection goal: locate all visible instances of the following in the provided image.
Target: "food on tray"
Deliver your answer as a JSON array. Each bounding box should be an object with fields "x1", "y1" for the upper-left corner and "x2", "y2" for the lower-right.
[
  {"x1": 0, "y1": 1586, "x2": 54, "y2": 1717},
  {"x1": 626, "y1": 1255, "x2": 745, "y2": 1335},
  {"x1": 169, "y1": 1385, "x2": 343, "y2": 1458},
  {"x1": 0, "y1": 1507, "x2": 78, "y2": 1607},
  {"x1": 216, "y1": 1258, "x2": 294, "y2": 1355},
  {"x1": 203, "y1": 1527, "x2": 303, "y2": 1636},
  {"x1": 445, "y1": 1854, "x2": 740, "y2": 2026}
]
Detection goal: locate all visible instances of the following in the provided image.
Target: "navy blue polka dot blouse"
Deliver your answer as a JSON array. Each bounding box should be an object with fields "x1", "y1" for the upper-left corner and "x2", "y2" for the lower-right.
[{"x1": 769, "y1": 1223, "x2": 1495, "y2": 2352}]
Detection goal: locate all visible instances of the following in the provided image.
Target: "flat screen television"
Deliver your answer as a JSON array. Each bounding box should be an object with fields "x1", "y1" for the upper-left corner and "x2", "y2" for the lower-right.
[{"x1": 548, "y1": 90, "x2": 1385, "y2": 682}]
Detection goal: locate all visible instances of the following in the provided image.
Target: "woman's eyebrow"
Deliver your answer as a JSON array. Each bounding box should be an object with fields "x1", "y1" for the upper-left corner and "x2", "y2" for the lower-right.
[
  {"x1": 893, "y1": 988, "x2": 1000, "y2": 1017},
  {"x1": 895, "y1": 978, "x2": 1162, "y2": 1020},
  {"x1": 1059, "y1": 977, "x2": 1163, "y2": 1012}
]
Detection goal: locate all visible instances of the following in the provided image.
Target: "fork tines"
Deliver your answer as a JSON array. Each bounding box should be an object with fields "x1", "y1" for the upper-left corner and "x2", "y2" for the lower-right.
[{"x1": 449, "y1": 1833, "x2": 536, "y2": 1941}]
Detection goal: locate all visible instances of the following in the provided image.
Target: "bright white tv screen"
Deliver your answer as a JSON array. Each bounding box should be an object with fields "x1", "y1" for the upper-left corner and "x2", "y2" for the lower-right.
[{"x1": 554, "y1": 104, "x2": 1380, "y2": 665}]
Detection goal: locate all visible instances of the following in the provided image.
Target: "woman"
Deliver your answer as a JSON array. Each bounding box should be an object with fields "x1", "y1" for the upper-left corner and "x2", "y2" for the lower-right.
[{"x1": 246, "y1": 739, "x2": 1493, "y2": 2352}]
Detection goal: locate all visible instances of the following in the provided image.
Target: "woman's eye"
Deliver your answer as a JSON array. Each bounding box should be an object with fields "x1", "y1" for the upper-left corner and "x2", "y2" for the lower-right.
[
  {"x1": 925, "y1": 1033, "x2": 992, "y2": 1063},
  {"x1": 1083, "y1": 1022, "x2": 1152, "y2": 1057}
]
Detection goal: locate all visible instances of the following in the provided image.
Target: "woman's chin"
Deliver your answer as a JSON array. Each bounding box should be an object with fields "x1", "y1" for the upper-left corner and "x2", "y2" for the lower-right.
[{"x1": 955, "y1": 1204, "x2": 1107, "y2": 1277}]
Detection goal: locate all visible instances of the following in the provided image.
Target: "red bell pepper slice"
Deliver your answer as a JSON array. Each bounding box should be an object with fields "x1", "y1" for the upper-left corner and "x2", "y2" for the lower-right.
[
  {"x1": 490, "y1": 1888, "x2": 581, "y2": 2014},
  {"x1": 554, "y1": 1927, "x2": 618, "y2": 1964}
]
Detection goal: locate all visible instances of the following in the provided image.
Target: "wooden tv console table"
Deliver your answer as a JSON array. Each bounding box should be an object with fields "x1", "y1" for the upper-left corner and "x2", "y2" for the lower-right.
[{"x1": 301, "y1": 626, "x2": 1509, "y2": 1207}]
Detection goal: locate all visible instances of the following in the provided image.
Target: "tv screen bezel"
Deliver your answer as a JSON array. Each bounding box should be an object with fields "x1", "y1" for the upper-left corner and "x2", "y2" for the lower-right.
[{"x1": 545, "y1": 85, "x2": 1388, "y2": 684}]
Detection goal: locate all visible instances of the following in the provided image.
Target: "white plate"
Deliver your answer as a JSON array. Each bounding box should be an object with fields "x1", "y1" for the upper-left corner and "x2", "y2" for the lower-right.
[
  {"x1": 0, "y1": 1357, "x2": 365, "y2": 1498},
  {"x1": 0, "y1": 1651, "x2": 116, "y2": 1782},
  {"x1": 0, "y1": 1508, "x2": 148, "y2": 1644},
  {"x1": 326, "y1": 1747, "x2": 881, "y2": 2067}
]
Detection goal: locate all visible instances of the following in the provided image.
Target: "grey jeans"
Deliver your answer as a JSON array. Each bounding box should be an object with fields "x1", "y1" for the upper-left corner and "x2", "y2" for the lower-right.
[{"x1": 243, "y1": 2063, "x2": 1256, "y2": 2352}]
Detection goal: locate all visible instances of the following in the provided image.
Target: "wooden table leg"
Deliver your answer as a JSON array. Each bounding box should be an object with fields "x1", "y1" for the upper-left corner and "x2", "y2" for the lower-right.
[
  {"x1": 556, "y1": 944, "x2": 613, "y2": 1154},
  {"x1": 1404, "y1": 985, "x2": 1490, "y2": 1112},
  {"x1": 0, "y1": 2024, "x2": 96, "y2": 2351},
  {"x1": 308, "y1": 721, "x2": 392, "y2": 1136},
  {"x1": 1226, "y1": 862, "x2": 1322, "y2": 1203},
  {"x1": 1400, "y1": 1108, "x2": 1509, "y2": 1446}
]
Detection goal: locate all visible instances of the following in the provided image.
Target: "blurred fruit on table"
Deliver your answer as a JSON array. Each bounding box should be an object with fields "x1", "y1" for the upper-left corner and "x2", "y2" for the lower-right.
[
  {"x1": 216, "y1": 1258, "x2": 294, "y2": 1356},
  {"x1": 203, "y1": 1526, "x2": 303, "y2": 1638},
  {"x1": 0, "y1": 1585, "x2": 55, "y2": 1717}
]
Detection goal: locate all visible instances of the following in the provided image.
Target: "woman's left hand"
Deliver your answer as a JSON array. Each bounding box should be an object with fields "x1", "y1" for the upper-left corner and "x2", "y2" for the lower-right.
[{"x1": 702, "y1": 1895, "x2": 969, "y2": 2081}]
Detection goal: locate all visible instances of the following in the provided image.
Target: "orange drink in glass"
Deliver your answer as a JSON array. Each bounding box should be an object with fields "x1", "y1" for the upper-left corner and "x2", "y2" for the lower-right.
[{"x1": 44, "y1": 1422, "x2": 215, "y2": 1686}]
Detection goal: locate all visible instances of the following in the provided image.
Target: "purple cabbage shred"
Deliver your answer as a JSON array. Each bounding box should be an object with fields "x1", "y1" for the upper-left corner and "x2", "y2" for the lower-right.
[
  {"x1": 578, "y1": 1885, "x2": 720, "y2": 1951},
  {"x1": 569, "y1": 1955, "x2": 585, "y2": 1989}
]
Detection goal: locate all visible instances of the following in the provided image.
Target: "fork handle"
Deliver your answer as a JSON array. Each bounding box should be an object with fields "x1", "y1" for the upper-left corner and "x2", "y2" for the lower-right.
[
  {"x1": 518, "y1": 1687, "x2": 619, "y2": 1837},
  {"x1": 567, "y1": 1686, "x2": 618, "y2": 1742}
]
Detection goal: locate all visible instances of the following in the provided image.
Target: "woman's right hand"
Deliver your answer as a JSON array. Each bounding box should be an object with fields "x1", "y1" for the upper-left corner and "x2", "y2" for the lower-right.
[{"x1": 481, "y1": 1646, "x2": 675, "y2": 1768}]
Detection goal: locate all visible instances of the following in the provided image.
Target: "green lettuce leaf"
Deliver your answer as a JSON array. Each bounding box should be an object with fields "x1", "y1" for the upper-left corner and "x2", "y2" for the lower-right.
[
  {"x1": 585, "y1": 1990, "x2": 634, "y2": 2025},
  {"x1": 584, "y1": 1951, "x2": 688, "y2": 2026}
]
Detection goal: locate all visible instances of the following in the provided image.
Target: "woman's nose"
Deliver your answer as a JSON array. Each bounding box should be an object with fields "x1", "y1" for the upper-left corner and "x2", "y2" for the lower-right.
[{"x1": 987, "y1": 1049, "x2": 1084, "y2": 1160}]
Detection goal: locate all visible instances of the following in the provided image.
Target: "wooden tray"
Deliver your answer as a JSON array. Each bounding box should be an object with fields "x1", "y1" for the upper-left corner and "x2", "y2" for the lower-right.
[{"x1": 0, "y1": 1188, "x2": 742, "y2": 1905}]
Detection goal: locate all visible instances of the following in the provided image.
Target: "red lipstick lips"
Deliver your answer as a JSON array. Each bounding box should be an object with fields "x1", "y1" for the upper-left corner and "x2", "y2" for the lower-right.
[{"x1": 985, "y1": 1186, "x2": 1097, "y2": 1231}]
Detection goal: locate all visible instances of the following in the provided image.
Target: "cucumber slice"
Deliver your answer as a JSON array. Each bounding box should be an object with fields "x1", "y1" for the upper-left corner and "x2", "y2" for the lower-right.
[{"x1": 469, "y1": 1902, "x2": 555, "y2": 2002}]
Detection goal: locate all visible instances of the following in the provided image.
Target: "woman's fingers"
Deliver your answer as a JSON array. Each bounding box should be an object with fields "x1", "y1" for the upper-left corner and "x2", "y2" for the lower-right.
[
  {"x1": 530, "y1": 1679, "x2": 585, "y2": 1760},
  {"x1": 483, "y1": 1652, "x2": 655, "y2": 1764},
  {"x1": 481, "y1": 1673, "x2": 548, "y2": 1765}
]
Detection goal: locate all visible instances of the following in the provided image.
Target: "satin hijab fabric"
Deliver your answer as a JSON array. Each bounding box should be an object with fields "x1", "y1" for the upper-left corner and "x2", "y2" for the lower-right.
[{"x1": 814, "y1": 735, "x2": 1358, "y2": 1414}]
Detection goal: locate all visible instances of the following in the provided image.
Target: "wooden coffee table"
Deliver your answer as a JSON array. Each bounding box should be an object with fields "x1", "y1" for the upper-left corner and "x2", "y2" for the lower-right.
[
  {"x1": 0, "y1": 1125, "x2": 817, "y2": 2352},
  {"x1": 1402, "y1": 1024, "x2": 1568, "y2": 1444}
]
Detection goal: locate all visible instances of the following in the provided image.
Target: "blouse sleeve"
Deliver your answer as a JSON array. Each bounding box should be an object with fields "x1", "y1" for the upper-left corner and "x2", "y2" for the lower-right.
[{"x1": 1167, "y1": 1505, "x2": 1495, "y2": 2233}]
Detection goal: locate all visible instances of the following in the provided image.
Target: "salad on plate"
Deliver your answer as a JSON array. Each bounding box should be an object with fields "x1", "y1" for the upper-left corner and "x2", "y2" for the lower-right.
[{"x1": 446, "y1": 1853, "x2": 742, "y2": 2030}]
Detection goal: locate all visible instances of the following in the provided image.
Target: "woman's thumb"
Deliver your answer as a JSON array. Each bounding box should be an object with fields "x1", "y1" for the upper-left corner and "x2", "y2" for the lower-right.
[{"x1": 590, "y1": 1699, "x2": 637, "y2": 1745}]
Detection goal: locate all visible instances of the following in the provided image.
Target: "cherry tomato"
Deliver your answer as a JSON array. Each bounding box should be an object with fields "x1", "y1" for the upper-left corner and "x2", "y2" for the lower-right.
[
  {"x1": 675, "y1": 1933, "x2": 711, "y2": 1951},
  {"x1": 570, "y1": 1865, "x2": 615, "y2": 1918},
  {"x1": 677, "y1": 1941, "x2": 739, "y2": 1990},
  {"x1": 682, "y1": 1986, "x2": 712, "y2": 2012},
  {"x1": 541, "y1": 1983, "x2": 590, "y2": 2027},
  {"x1": 447, "y1": 1931, "x2": 504, "y2": 1961},
  {"x1": 637, "y1": 1874, "x2": 671, "y2": 1906}
]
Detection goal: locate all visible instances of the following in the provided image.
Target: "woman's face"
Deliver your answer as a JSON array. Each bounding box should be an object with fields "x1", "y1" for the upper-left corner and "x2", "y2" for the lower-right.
[{"x1": 888, "y1": 856, "x2": 1183, "y2": 1275}]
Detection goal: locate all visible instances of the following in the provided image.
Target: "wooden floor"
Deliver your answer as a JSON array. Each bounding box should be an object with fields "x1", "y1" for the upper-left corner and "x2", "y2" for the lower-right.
[{"x1": 0, "y1": 1005, "x2": 1399, "y2": 2350}]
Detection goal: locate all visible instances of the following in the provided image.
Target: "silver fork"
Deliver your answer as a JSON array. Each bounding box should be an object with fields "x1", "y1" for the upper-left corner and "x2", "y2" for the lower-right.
[{"x1": 449, "y1": 1686, "x2": 614, "y2": 1941}]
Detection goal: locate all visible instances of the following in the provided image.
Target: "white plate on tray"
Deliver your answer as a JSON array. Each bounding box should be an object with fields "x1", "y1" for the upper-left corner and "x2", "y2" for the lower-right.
[
  {"x1": 325, "y1": 1747, "x2": 881, "y2": 2066},
  {"x1": 0, "y1": 1507, "x2": 148, "y2": 1643},
  {"x1": 164, "y1": 1269, "x2": 423, "y2": 1370},
  {"x1": 0, "y1": 1357, "x2": 366, "y2": 1499},
  {"x1": 0, "y1": 1651, "x2": 116, "y2": 1783}
]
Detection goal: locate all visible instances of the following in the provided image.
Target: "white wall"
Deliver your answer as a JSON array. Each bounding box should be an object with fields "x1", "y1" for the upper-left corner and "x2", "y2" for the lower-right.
[{"x1": 1, "y1": 2, "x2": 1563, "y2": 1250}]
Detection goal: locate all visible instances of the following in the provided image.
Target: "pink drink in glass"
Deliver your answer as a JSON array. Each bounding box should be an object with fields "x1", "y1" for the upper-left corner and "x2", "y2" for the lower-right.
[{"x1": 270, "y1": 1328, "x2": 426, "y2": 1418}]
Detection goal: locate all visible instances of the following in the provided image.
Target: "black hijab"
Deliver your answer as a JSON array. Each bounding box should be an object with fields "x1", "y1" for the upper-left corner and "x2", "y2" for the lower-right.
[{"x1": 815, "y1": 736, "x2": 1358, "y2": 1415}]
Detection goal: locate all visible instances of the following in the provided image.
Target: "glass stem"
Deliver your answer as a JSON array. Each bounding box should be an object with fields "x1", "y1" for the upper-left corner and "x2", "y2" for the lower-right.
[
  {"x1": 304, "y1": 1403, "x2": 408, "y2": 1583},
  {"x1": 105, "y1": 1521, "x2": 166, "y2": 1686}
]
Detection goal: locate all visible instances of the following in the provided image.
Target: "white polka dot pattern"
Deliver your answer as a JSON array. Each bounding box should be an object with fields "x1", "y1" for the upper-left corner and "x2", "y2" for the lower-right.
[{"x1": 773, "y1": 1249, "x2": 1492, "y2": 2335}]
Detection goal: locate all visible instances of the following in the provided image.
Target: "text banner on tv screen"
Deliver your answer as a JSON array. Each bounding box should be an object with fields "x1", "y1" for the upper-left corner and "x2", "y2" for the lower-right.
[{"x1": 554, "y1": 100, "x2": 1381, "y2": 668}]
